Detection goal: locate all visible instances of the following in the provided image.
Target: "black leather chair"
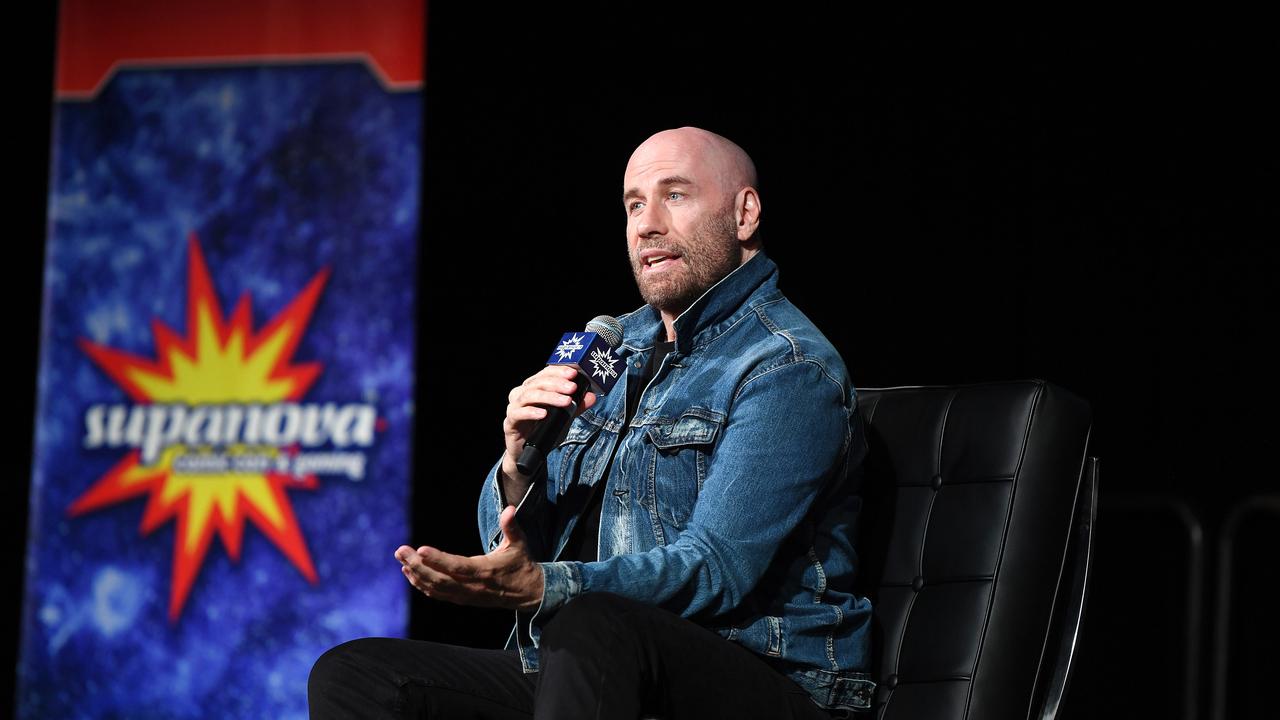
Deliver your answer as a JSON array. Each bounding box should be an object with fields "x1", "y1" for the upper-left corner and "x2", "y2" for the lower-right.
[{"x1": 854, "y1": 380, "x2": 1096, "y2": 720}]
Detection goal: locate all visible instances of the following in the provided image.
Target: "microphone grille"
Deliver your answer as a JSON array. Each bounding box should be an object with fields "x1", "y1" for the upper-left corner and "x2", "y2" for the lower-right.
[{"x1": 585, "y1": 315, "x2": 624, "y2": 348}]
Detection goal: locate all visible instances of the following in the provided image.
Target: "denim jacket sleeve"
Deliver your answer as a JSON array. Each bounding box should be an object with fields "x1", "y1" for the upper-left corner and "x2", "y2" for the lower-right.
[{"x1": 531, "y1": 356, "x2": 852, "y2": 642}]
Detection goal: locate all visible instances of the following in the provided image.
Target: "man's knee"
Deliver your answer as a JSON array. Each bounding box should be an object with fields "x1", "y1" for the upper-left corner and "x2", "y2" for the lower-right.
[
  {"x1": 310, "y1": 638, "x2": 375, "y2": 694},
  {"x1": 309, "y1": 637, "x2": 419, "y2": 701}
]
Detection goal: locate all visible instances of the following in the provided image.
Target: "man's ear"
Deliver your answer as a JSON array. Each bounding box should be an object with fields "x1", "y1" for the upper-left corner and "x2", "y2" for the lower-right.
[{"x1": 735, "y1": 187, "x2": 762, "y2": 242}]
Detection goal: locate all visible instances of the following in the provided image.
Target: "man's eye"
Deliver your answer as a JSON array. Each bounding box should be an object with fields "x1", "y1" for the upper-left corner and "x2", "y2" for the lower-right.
[
  {"x1": 668, "y1": 192, "x2": 684, "y2": 201},
  {"x1": 628, "y1": 201, "x2": 645, "y2": 213}
]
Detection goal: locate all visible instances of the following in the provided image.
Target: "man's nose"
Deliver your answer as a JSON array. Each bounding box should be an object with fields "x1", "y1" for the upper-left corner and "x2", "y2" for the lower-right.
[{"x1": 635, "y1": 201, "x2": 669, "y2": 237}]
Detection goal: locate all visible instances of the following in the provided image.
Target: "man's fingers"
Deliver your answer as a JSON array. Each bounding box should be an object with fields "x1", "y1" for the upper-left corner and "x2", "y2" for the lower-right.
[
  {"x1": 407, "y1": 564, "x2": 505, "y2": 608},
  {"x1": 406, "y1": 571, "x2": 499, "y2": 607},
  {"x1": 401, "y1": 550, "x2": 480, "y2": 589},
  {"x1": 515, "y1": 388, "x2": 576, "y2": 409},
  {"x1": 403, "y1": 563, "x2": 480, "y2": 603},
  {"x1": 399, "y1": 544, "x2": 473, "y2": 582},
  {"x1": 410, "y1": 559, "x2": 456, "y2": 585},
  {"x1": 545, "y1": 365, "x2": 578, "y2": 380},
  {"x1": 505, "y1": 405, "x2": 548, "y2": 424},
  {"x1": 512, "y1": 369, "x2": 580, "y2": 400},
  {"x1": 417, "y1": 546, "x2": 483, "y2": 578}
]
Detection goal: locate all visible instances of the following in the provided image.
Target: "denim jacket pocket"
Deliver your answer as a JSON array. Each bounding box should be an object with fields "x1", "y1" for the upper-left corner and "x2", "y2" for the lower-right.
[
  {"x1": 551, "y1": 414, "x2": 606, "y2": 496},
  {"x1": 642, "y1": 407, "x2": 724, "y2": 536},
  {"x1": 730, "y1": 614, "x2": 788, "y2": 658}
]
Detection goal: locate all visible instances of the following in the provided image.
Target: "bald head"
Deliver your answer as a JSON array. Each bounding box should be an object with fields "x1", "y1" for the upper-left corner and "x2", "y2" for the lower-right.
[{"x1": 626, "y1": 127, "x2": 758, "y2": 201}]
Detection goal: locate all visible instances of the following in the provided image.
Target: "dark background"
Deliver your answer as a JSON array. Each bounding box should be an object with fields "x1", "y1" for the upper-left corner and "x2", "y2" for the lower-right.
[{"x1": 11, "y1": 6, "x2": 1276, "y2": 718}]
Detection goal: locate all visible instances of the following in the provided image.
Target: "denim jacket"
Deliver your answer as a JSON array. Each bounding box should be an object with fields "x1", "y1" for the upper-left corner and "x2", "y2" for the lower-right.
[{"x1": 477, "y1": 252, "x2": 875, "y2": 712}]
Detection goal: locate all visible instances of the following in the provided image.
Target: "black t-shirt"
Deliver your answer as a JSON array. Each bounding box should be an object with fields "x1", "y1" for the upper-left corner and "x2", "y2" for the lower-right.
[{"x1": 561, "y1": 340, "x2": 674, "y2": 562}]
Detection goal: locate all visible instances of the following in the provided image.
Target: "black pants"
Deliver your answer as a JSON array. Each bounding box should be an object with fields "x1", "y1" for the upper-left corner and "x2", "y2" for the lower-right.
[{"x1": 308, "y1": 592, "x2": 840, "y2": 719}]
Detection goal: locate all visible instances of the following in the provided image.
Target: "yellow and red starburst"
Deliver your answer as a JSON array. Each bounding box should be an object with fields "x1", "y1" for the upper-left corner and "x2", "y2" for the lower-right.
[{"x1": 70, "y1": 233, "x2": 330, "y2": 621}]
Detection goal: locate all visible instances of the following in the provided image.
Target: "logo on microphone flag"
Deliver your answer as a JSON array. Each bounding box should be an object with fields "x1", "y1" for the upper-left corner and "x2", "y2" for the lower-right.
[{"x1": 546, "y1": 332, "x2": 623, "y2": 395}]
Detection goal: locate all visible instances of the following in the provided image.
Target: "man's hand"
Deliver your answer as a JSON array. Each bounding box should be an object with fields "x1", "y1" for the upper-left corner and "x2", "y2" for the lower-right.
[
  {"x1": 500, "y1": 364, "x2": 597, "y2": 502},
  {"x1": 396, "y1": 505, "x2": 544, "y2": 612}
]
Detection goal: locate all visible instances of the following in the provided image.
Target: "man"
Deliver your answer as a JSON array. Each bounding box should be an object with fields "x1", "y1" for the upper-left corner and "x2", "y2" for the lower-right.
[{"x1": 309, "y1": 127, "x2": 874, "y2": 718}]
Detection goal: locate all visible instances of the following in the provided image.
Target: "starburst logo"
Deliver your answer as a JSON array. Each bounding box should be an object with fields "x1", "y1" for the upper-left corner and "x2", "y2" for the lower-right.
[
  {"x1": 68, "y1": 233, "x2": 375, "y2": 621},
  {"x1": 554, "y1": 333, "x2": 585, "y2": 360},
  {"x1": 588, "y1": 347, "x2": 619, "y2": 382}
]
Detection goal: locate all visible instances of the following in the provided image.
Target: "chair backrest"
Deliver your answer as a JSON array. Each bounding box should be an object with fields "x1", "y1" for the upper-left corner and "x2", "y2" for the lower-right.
[{"x1": 854, "y1": 380, "x2": 1093, "y2": 720}]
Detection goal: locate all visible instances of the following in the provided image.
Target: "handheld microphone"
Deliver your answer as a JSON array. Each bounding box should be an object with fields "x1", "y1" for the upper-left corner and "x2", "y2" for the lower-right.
[{"x1": 515, "y1": 316, "x2": 624, "y2": 477}]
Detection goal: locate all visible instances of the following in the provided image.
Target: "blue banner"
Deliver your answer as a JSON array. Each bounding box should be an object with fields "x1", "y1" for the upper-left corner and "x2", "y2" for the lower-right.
[{"x1": 19, "y1": 39, "x2": 420, "y2": 720}]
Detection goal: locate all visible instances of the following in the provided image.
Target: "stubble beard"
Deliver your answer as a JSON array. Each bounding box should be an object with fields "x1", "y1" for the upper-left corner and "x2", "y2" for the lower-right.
[{"x1": 629, "y1": 205, "x2": 743, "y2": 318}]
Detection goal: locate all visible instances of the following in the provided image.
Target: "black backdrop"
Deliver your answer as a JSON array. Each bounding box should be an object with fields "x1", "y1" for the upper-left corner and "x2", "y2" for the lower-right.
[{"x1": 11, "y1": 7, "x2": 1276, "y2": 717}]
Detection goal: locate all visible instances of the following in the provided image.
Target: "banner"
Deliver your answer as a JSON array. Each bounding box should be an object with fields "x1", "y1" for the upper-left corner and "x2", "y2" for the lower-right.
[{"x1": 18, "y1": 2, "x2": 423, "y2": 717}]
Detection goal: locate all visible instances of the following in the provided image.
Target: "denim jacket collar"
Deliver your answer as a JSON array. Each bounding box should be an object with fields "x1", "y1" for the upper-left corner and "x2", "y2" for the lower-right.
[{"x1": 617, "y1": 252, "x2": 779, "y2": 356}]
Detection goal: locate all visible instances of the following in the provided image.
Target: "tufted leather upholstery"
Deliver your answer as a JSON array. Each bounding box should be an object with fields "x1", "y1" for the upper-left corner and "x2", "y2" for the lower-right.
[{"x1": 854, "y1": 380, "x2": 1093, "y2": 720}]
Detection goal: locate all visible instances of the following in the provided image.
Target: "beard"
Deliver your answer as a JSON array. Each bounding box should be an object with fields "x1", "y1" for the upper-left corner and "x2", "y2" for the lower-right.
[{"x1": 629, "y1": 204, "x2": 742, "y2": 317}]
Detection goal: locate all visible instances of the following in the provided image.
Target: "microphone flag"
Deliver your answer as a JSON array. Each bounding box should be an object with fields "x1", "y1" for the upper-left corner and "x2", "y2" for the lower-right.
[{"x1": 545, "y1": 331, "x2": 624, "y2": 396}]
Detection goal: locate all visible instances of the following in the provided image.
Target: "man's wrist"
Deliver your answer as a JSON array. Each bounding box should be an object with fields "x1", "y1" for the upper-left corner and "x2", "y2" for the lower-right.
[
  {"x1": 498, "y1": 461, "x2": 532, "y2": 506},
  {"x1": 517, "y1": 562, "x2": 545, "y2": 612}
]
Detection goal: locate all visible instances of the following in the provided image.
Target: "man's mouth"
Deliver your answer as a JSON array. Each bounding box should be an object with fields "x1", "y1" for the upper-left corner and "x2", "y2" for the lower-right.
[{"x1": 640, "y1": 249, "x2": 682, "y2": 271}]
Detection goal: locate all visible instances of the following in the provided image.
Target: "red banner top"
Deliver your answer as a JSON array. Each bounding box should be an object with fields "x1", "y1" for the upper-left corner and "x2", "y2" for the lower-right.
[{"x1": 56, "y1": 0, "x2": 424, "y2": 99}]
